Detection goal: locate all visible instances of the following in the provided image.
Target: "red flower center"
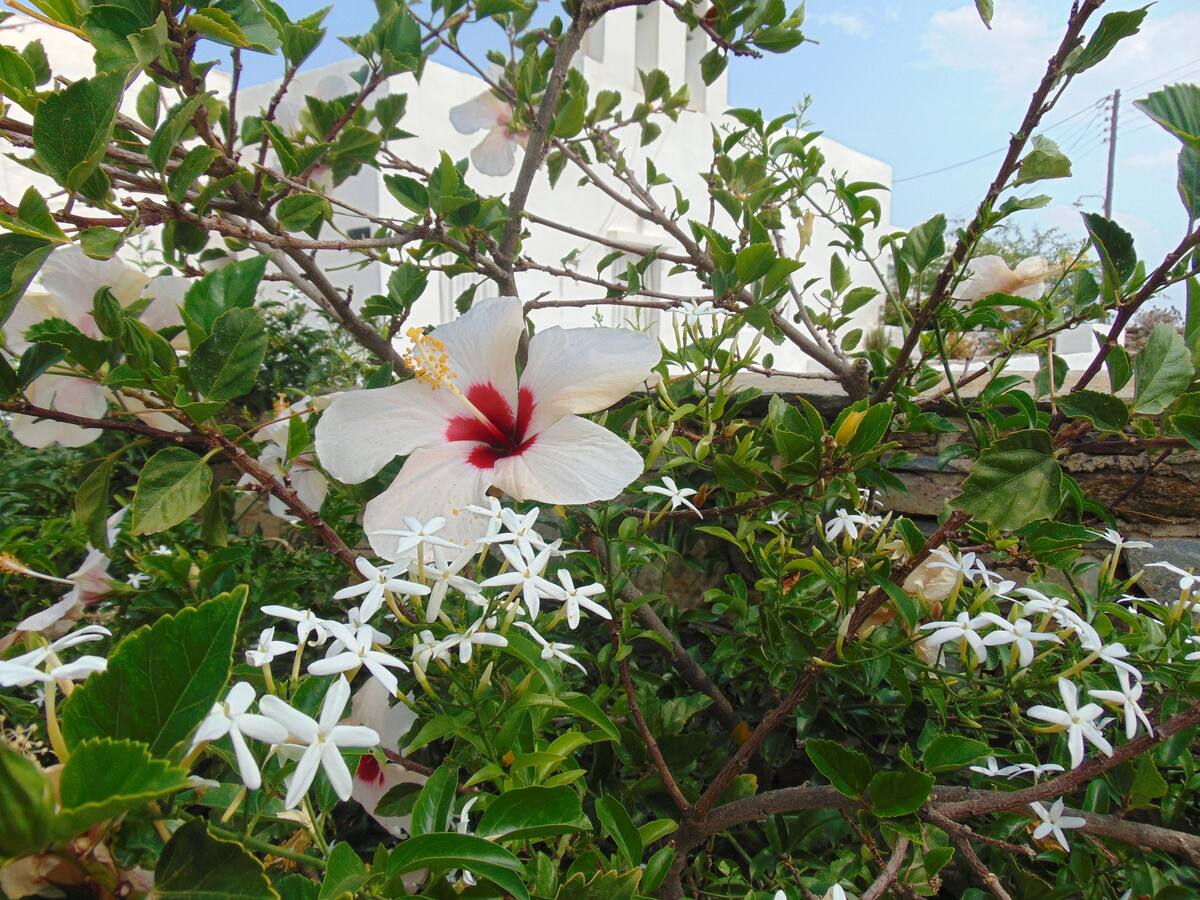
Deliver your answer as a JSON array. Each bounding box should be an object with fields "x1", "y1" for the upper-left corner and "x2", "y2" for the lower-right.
[
  {"x1": 446, "y1": 384, "x2": 537, "y2": 470},
  {"x1": 356, "y1": 754, "x2": 384, "y2": 786}
]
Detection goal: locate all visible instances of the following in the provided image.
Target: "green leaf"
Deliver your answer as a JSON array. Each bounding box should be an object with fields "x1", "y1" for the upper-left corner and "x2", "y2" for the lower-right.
[
  {"x1": 385, "y1": 833, "x2": 528, "y2": 900},
  {"x1": 1170, "y1": 413, "x2": 1200, "y2": 449},
  {"x1": 922, "y1": 735, "x2": 990, "y2": 773},
  {"x1": 76, "y1": 457, "x2": 114, "y2": 548},
  {"x1": 953, "y1": 429, "x2": 1062, "y2": 530},
  {"x1": 53, "y1": 739, "x2": 189, "y2": 839},
  {"x1": 974, "y1": 0, "x2": 993, "y2": 27},
  {"x1": 555, "y1": 692, "x2": 621, "y2": 743},
  {"x1": 277, "y1": 193, "x2": 331, "y2": 232},
  {"x1": 62, "y1": 588, "x2": 246, "y2": 756},
  {"x1": 317, "y1": 842, "x2": 367, "y2": 900},
  {"x1": 700, "y1": 47, "x2": 727, "y2": 86},
  {"x1": 186, "y1": 7, "x2": 252, "y2": 48},
  {"x1": 147, "y1": 95, "x2": 206, "y2": 173},
  {"x1": 1014, "y1": 135, "x2": 1071, "y2": 186},
  {"x1": 901, "y1": 214, "x2": 946, "y2": 271},
  {"x1": 182, "y1": 256, "x2": 267, "y2": 342},
  {"x1": 33, "y1": 73, "x2": 123, "y2": 195},
  {"x1": 1128, "y1": 755, "x2": 1169, "y2": 808},
  {"x1": 476, "y1": 785, "x2": 591, "y2": 843},
  {"x1": 189, "y1": 307, "x2": 268, "y2": 401},
  {"x1": 168, "y1": 145, "x2": 220, "y2": 203},
  {"x1": 735, "y1": 243, "x2": 775, "y2": 284},
  {"x1": 1180, "y1": 147, "x2": 1200, "y2": 219},
  {"x1": 0, "y1": 233, "x2": 54, "y2": 326},
  {"x1": 556, "y1": 869, "x2": 643, "y2": 900},
  {"x1": 1133, "y1": 324, "x2": 1194, "y2": 414},
  {"x1": 410, "y1": 763, "x2": 458, "y2": 837},
  {"x1": 595, "y1": 794, "x2": 642, "y2": 866},
  {"x1": 0, "y1": 742, "x2": 53, "y2": 857},
  {"x1": 131, "y1": 447, "x2": 213, "y2": 535},
  {"x1": 1056, "y1": 390, "x2": 1129, "y2": 432},
  {"x1": 868, "y1": 768, "x2": 934, "y2": 817},
  {"x1": 1069, "y1": 8, "x2": 1147, "y2": 75},
  {"x1": 1135, "y1": 83, "x2": 1200, "y2": 151},
  {"x1": 156, "y1": 819, "x2": 278, "y2": 898},
  {"x1": 805, "y1": 738, "x2": 872, "y2": 797},
  {"x1": 1081, "y1": 212, "x2": 1136, "y2": 290}
]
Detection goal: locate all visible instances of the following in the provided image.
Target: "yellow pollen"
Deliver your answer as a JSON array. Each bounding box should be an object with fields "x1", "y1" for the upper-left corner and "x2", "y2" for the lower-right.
[
  {"x1": 403, "y1": 328, "x2": 456, "y2": 390},
  {"x1": 0, "y1": 552, "x2": 34, "y2": 576}
]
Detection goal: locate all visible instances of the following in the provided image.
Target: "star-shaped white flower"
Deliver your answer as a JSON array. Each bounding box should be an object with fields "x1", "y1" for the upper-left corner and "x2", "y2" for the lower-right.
[
  {"x1": 1030, "y1": 798, "x2": 1086, "y2": 852},
  {"x1": 261, "y1": 604, "x2": 330, "y2": 647},
  {"x1": 371, "y1": 516, "x2": 462, "y2": 560},
  {"x1": 1027, "y1": 678, "x2": 1112, "y2": 769},
  {"x1": 126, "y1": 572, "x2": 149, "y2": 588},
  {"x1": 766, "y1": 509, "x2": 789, "y2": 526},
  {"x1": 555, "y1": 570, "x2": 610, "y2": 629},
  {"x1": 1146, "y1": 561, "x2": 1200, "y2": 595},
  {"x1": 643, "y1": 476, "x2": 702, "y2": 518},
  {"x1": 515, "y1": 622, "x2": 585, "y2": 672},
  {"x1": 1090, "y1": 669, "x2": 1153, "y2": 741},
  {"x1": 919, "y1": 612, "x2": 991, "y2": 665},
  {"x1": 308, "y1": 623, "x2": 409, "y2": 696},
  {"x1": 0, "y1": 625, "x2": 112, "y2": 687},
  {"x1": 190, "y1": 682, "x2": 288, "y2": 790},
  {"x1": 968, "y1": 756, "x2": 1024, "y2": 778},
  {"x1": 260, "y1": 676, "x2": 380, "y2": 809},
  {"x1": 333, "y1": 557, "x2": 431, "y2": 622},
  {"x1": 465, "y1": 497, "x2": 507, "y2": 540},
  {"x1": 979, "y1": 614, "x2": 1061, "y2": 667},
  {"x1": 419, "y1": 547, "x2": 482, "y2": 623},
  {"x1": 824, "y1": 508, "x2": 868, "y2": 542},
  {"x1": 679, "y1": 300, "x2": 722, "y2": 324},
  {"x1": 1096, "y1": 642, "x2": 1142, "y2": 682},
  {"x1": 412, "y1": 629, "x2": 455, "y2": 674},
  {"x1": 245, "y1": 626, "x2": 298, "y2": 667},
  {"x1": 444, "y1": 616, "x2": 507, "y2": 664},
  {"x1": 477, "y1": 507, "x2": 548, "y2": 559},
  {"x1": 1094, "y1": 529, "x2": 1153, "y2": 552},
  {"x1": 480, "y1": 544, "x2": 564, "y2": 620}
]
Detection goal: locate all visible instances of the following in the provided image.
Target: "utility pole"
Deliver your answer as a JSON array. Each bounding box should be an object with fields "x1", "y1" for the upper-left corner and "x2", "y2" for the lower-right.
[{"x1": 1103, "y1": 88, "x2": 1120, "y2": 218}]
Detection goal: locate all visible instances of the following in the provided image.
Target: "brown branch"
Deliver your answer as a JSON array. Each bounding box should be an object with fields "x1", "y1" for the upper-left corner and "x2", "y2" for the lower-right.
[
  {"x1": 860, "y1": 837, "x2": 911, "y2": 900},
  {"x1": 872, "y1": 0, "x2": 1106, "y2": 402}
]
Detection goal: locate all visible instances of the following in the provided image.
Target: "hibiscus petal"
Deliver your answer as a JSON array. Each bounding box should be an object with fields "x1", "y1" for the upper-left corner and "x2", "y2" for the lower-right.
[
  {"x1": 449, "y1": 91, "x2": 507, "y2": 134},
  {"x1": 521, "y1": 325, "x2": 660, "y2": 434},
  {"x1": 41, "y1": 245, "x2": 149, "y2": 321},
  {"x1": 471, "y1": 127, "x2": 518, "y2": 177},
  {"x1": 430, "y1": 295, "x2": 524, "y2": 406},
  {"x1": 362, "y1": 443, "x2": 494, "y2": 560},
  {"x1": 954, "y1": 255, "x2": 1014, "y2": 301},
  {"x1": 315, "y1": 379, "x2": 457, "y2": 483},
  {"x1": 10, "y1": 375, "x2": 108, "y2": 448},
  {"x1": 491, "y1": 415, "x2": 644, "y2": 505}
]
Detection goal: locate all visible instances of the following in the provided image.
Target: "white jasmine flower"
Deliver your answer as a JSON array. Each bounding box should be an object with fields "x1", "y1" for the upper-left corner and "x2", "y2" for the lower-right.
[
  {"x1": 1094, "y1": 529, "x2": 1153, "y2": 552},
  {"x1": 465, "y1": 497, "x2": 506, "y2": 540},
  {"x1": 973, "y1": 563, "x2": 1016, "y2": 596},
  {"x1": 643, "y1": 476, "x2": 702, "y2": 518},
  {"x1": 1096, "y1": 642, "x2": 1142, "y2": 682},
  {"x1": 824, "y1": 508, "x2": 868, "y2": 542},
  {"x1": 679, "y1": 300, "x2": 722, "y2": 324},
  {"x1": 478, "y1": 507, "x2": 548, "y2": 559},
  {"x1": 1090, "y1": 670, "x2": 1153, "y2": 740},
  {"x1": 190, "y1": 682, "x2": 288, "y2": 790},
  {"x1": 261, "y1": 604, "x2": 329, "y2": 647},
  {"x1": 332, "y1": 557, "x2": 430, "y2": 622},
  {"x1": 515, "y1": 622, "x2": 585, "y2": 672},
  {"x1": 0, "y1": 625, "x2": 112, "y2": 687},
  {"x1": 151, "y1": 545, "x2": 173, "y2": 556},
  {"x1": 315, "y1": 299, "x2": 659, "y2": 560},
  {"x1": 919, "y1": 612, "x2": 991, "y2": 664},
  {"x1": 447, "y1": 795, "x2": 482, "y2": 886},
  {"x1": 979, "y1": 614, "x2": 1061, "y2": 667},
  {"x1": 245, "y1": 626, "x2": 297, "y2": 667},
  {"x1": 955, "y1": 254, "x2": 1049, "y2": 302},
  {"x1": 926, "y1": 548, "x2": 980, "y2": 581},
  {"x1": 1185, "y1": 635, "x2": 1200, "y2": 661},
  {"x1": 969, "y1": 756, "x2": 1024, "y2": 778},
  {"x1": 1027, "y1": 678, "x2": 1113, "y2": 769},
  {"x1": 371, "y1": 516, "x2": 460, "y2": 559},
  {"x1": 412, "y1": 630, "x2": 455, "y2": 674},
  {"x1": 449, "y1": 616, "x2": 508, "y2": 664},
  {"x1": 308, "y1": 623, "x2": 409, "y2": 696},
  {"x1": 419, "y1": 547, "x2": 483, "y2": 623},
  {"x1": 126, "y1": 572, "x2": 149, "y2": 588},
  {"x1": 1146, "y1": 561, "x2": 1200, "y2": 595},
  {"x1": 1029, "y1": 798, "x2": 1086, "y2": 852},
  {"x1": 555, "y1": 570, "x2": 610, "y2": 629},
  {"x1": 260, "y1": 676, "x2": 380, "y2": 809},
  {"x1": 479, "y1": 543, "x2": 564, "y2": 620},
  {"x1": 1009, "y1": 761, "x2": 1065, "y2": 779},
  {"x1": 766, "y1": 509, "x2": 788, "y2": 526},
  {"x1": 449, "y1": 90, "x2": 528, "y2": 177}
]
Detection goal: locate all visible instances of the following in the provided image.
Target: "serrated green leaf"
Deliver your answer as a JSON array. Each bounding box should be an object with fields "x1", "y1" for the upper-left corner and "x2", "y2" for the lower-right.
[
  {"x1": 868, "y1": 768, "x2": 934, "y2": 817},
  {"x1": 953, "y1": 429, "x2": 1062, "y2": 530},
  {"x1": 156, "y1": 819, "x2": 278, "y2": 898},
  {"x1": 189, "y1": 307, "x2": 267, "y2": 401},
  {"x1": 1133, "y1": 324, "x2": 1195, "y2": 414},
  {"x1": 805, "y1": 738, "x2": 872, "y2": 797}
]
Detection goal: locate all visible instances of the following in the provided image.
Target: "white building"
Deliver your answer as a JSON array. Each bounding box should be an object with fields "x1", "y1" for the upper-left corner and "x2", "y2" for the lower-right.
[
  {"x1": 237, "y1": 11, "x2": 894, "y2": 373},
  {"x1": 0, "y1": 13, "x2": 893, "y2": 375}
]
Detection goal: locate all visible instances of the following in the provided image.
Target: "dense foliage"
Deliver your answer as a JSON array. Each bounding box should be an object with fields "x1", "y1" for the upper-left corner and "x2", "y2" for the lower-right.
[{"x1": 2, "y1": 1, "x2": 1200, "y2": 899}]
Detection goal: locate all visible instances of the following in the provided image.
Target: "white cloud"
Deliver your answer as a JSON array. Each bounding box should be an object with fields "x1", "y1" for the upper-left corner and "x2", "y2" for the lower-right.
[
  {"x1": 920, "y1": 3, "x2": 1200, "y2": 104},
  {"x1": 814, "y1": 12, "x2": 871, "y2": 38},
  {"x1": 1122, "y1": 145, "x2": 1178, "y2": 172}
]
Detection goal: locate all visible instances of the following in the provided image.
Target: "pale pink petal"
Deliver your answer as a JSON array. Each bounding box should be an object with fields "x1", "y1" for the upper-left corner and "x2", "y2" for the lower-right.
[
  {"x1": 10, "y1": 375, "x2": 108, "y2": 448},
  {"x1": 470, "y1": 127, "x2": 517, "y2": 177},
  {"x1": 4, "y1": 291, "x2": 58, "y2": 352},
  {"x1": 41, "y1": 245, "x2": 149, "y2": 327},
  {"x1": 352, "y1": 757, "x2": 426, "y2": 838},
  {"x1": 449, "y1": 91, "x2": 508, "y2": 135},
  {"x1": 491, "y1": 415, "x2": 643, "y2": 505},
  {"x1": 348, "y1": 679, "x2": 416, "y2": 754},
  {"x1": 315, "y1": 379, "x2": 457, "y2": 483},
  {"x1": 362, "y1": 443, "x2": 493, "y2": 560},
  {"x1": 521, "y1": 325, "x2": 660, "y2": 434},
  {"x1": 955, "y1": 255, "x2": 1015, "y2": 301}
]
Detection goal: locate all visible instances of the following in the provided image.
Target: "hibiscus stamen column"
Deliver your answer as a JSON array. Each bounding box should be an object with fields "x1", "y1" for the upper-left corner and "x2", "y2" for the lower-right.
[{"x1": 402, "y1": 327, "x2": 509, "y2": 444}]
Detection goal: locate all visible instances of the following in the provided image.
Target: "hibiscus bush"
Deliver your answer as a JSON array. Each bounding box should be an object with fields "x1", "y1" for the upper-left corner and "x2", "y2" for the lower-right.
[{"x1": 3, "y1": 1, "x2": 1200, "y2": 898}]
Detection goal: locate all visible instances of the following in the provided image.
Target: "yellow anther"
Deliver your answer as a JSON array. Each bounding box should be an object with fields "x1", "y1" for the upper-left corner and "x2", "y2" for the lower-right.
[{"x1": 403, "y1": 328, "x2": 455, "y2": 390}]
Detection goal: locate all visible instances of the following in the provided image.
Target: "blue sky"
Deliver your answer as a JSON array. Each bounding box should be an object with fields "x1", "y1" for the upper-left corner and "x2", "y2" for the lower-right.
[{"x1": 236, "y1": 1, "x2": 1199, "y2": 305}]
